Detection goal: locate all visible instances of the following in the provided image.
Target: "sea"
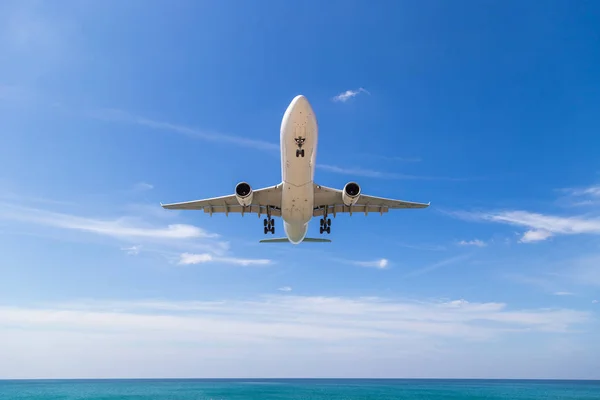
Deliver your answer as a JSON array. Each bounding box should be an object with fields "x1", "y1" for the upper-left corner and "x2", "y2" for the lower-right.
[{"x1": 1, "y1": 379, "x2": 599, "y2": 400}]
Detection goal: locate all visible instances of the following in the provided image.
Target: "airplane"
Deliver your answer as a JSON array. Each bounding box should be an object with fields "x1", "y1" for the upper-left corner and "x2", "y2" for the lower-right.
[{"x1": 160, "y1": 95, "x2": 430, "y2": 244}]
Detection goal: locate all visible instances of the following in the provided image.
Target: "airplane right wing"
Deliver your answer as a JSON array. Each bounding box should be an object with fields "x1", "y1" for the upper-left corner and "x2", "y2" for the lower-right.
[
  {"x1": 312, "y1": 183, "x2": 430, "y2": 217},
  {"x1": 161, "y1": 184, "x2": 283, "y2": 217}
]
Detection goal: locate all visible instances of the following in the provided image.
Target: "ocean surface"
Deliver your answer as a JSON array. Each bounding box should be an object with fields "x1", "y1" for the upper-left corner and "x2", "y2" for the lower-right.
[{"x1": 1, "y1": 379, "x2": 599, "y2": 400}]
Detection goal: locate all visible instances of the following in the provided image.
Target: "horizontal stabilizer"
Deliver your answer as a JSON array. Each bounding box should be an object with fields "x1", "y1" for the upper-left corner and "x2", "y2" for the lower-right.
[{"x1": 259, "y1": 237, "x2": 332, "y2": 243}]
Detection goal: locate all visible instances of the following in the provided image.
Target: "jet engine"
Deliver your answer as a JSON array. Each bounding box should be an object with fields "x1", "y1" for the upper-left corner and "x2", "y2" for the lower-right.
[
  {"x1": 235, "y1": 182, "x2": 253, "y2": 206},
  {"x1": 342, "y1": 182, "x2": 361, "y2": 206}
]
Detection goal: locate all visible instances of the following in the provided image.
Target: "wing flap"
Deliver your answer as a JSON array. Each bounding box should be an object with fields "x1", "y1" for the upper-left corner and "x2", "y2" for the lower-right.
[
  {"x1": 313, "y1": 183, "x2": 430, "y2": 215},
  {"x1": 161, "y1": 184, "x2": 282, "y2": 216}
]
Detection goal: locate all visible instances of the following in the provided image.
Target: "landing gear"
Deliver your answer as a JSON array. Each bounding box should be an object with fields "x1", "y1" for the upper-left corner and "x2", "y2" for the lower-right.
[
  {"x1": 319, "y1": 216, "x2": 331, "y2": 234},
  {"x1": 294, "y1": 137, "x2": 305, "y2": 157},
  {"x1": 263, "y1": 218, "x2": 275, "y2": 234}
]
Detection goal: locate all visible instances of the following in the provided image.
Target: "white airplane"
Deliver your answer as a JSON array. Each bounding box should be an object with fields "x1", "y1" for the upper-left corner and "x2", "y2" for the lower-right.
[{"x1": 161, "y1": 95, "x2": 430, "y2": 244}]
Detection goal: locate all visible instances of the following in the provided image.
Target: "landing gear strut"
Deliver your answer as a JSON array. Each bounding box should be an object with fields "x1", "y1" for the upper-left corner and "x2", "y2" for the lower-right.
[
  {"x1": 319, "y1": 216, "x2": 331, "y2": 234},
  {"x1": 263, "y1": 218, "x2": 275, "y2": 234}
]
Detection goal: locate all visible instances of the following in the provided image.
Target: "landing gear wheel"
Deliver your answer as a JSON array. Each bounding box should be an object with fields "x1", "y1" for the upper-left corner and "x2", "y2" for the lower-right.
[
  {"x1": 319, "y1": 226, "x2": 324, "y2": 234},
  {"x1": 271, "y1": 225, "x2": 275, "y2": 234},
  {"x1": 326, "y1": 226, "x2": 331, "y2": 234},
  {"x1": 296, "y1": 149, "x2": 300, "y2": 157},
  {"x1": 320, "y1": 219, "x2": 324, "y2": 226},
  {"x1": 264, "y1": 219, "x2": 268, "y2": 227},
  {"x1": 300, "y1": 149, "x2": 305, "y2": 157},
  {"x1": 264, "y1": 227, "x2": 268, "y2": 234},
  {"x1": 327, "y1": 218, "x2": 331, "y2": 226}
]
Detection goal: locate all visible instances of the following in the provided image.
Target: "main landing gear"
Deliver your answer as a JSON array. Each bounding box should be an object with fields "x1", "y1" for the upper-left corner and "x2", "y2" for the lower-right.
[
  {"x1": 319, "y1": 216, "x2": 331, "y2": 234},
  {"x1": 296, "y1": 149, "x2": 305, "y2": 157},
  {"x1": 263, "y1": 218, "x2": 275, "y2": 234}
]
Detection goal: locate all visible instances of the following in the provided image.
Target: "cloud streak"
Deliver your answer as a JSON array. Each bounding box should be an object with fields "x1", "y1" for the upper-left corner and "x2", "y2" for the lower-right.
[
  {"x1": 0, "y1": 203, "x2": 215, "y2": 240},
  {"x1": 332, "y1": 88, "x2": 370, "y2": 102},
  {"x1": 458, "y1": 239, "x2": 487, "y2": 247},
  {"x1": 89, "y1": 108, "x2": 279, "y2": 152},
  {"x1": 450, "y1": 210, "x2": 600, "y2": 243},
  {"x1": 178, "y1": 252, "x2": 272, "y2": 267},
  {"x1": 317, "y1": 164, "x2": 464, "y2": 181},
  {"x1": 352, "y1": 258, "x2": 390, "y2": 269}
]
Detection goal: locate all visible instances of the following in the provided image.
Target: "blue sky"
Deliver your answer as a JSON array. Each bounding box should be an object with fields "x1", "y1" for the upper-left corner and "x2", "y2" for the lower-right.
[{"x1": 1, "y1": 0, "x2": 600, "y2": 379}]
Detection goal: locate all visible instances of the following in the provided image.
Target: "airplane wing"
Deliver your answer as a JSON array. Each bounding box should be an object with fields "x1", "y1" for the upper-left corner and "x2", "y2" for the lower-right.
[
  {"x1": 161, "y1": 184, "x2": 283, "y2": 217},
  {"x1": 313, "y1": 183, "x2": 430, "y2": 217}
]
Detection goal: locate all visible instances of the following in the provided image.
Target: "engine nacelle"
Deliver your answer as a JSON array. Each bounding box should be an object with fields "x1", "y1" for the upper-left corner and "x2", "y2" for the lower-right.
[
  {"x1": 342, "y1": 182, "x2": 361, "y2": 206},
  {"x1": 235, "y1": 182, "x2": 253, "y2": 207}
]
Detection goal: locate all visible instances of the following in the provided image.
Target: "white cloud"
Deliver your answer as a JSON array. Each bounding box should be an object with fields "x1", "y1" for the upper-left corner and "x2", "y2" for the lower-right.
[
  {"x1": 0, "y1": 295, "x2": 589, "y2": 343},
  {"x1": 553, "y1": 292, "x2": 574, "y2": 296},
  {"x1": 178, "y1": 252, "x2": 271, "y2": 267},
  {"x1": 404, "y1": 254, "x2": 470, "y2": 278},
  {"x1": 0, "y1": 203, "x2": 216, "y2": 240},
  {"x1": 593, "y1": 300, "x2": 598, "y2": 304},
  {"x1": 89, "y1": 109, "x2": 279, "y2": 152},
  {"x1": 332, "y1": 88, "x2": 370, "y2": 102},
  {"x1": 561, "y1": 184, "x2": 600, "y2": 198},
  {"x1": 133, "y1": 182, "x2": 154, "y2": 191},
  {"x1": 451, "y1": 210, "x2": 600, "y2": 243},
  {"x1": 317, "y1": 163, "x2": 464, "y2": 181},
  {"x1": 353, "y1": 258, "x2": 390, "y2": 269},
  {"x1": 457, "y1": 239, "x2": 487, "y2": 247},
  {"x1": 278, "y1": 286, "x2": 292, "y2": 292},
  {"x1": 0, "y1": 295, "x2": 593, "y2": 378},
  {"x1": 122, "y1": 245, "x2": 142, "y2": 256}
]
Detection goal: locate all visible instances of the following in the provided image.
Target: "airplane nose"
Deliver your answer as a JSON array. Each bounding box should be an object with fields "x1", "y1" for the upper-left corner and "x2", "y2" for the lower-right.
[{"x1": 289, "y1": 95, "x2": 312, "y2": 116}]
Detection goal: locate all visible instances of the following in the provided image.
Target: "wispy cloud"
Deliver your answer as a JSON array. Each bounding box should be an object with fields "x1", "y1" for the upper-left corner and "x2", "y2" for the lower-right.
[
  {"x1": 353, "y1": 258, "x2": 390, "y2": 269},
  {"x1": 89, "y1": 109, "x2": 279, "y2": 152},
  {"x1": 0, "y1": 295, "x2": 592, "y2": 378},
  {"x1": 593, "y1": 300, "x2": 598, "y2": 304},
  {"x1": 556, "y1": 184, "x2": 600, "y2": 207},
  {"x1": 364, "y1": 154, "x2": 422, "y2": 163},
  {"x1": 178, "y1": 252, "x2": 271, "y2": 267},
  {"x1": 0, "y1": 203, "x2": 215, "y2": 240},
  {"x1": 450, "y1": 210, "x2": 600, "y2": 243},
  {"x1": 397, "y1": 243, "x2": 447, "y2": 252},
  {"x1": 317, "y1": 163, "x2": 462, "y2": 181},
  {"x1": 403, "y1": 254, "x2": 471, "y2": 278},
  {"x1": 332, "y1": 88, "x2": 370, "y2": 102},
  {"x1": 278, "y1": 286, "x2": 292, "y2": 292},
  {"x1": 0, "y1": 198, "x2": 236, "y2": 258},
  {"x1": 2, "y1": 295, "x2": 589, "y2": 342},
  {"x1": 122, "y1": 245, "x2": 142, "y2": 256},
  {"x1": 457, "y1": 239, "x2": 487, "y2": 247},
  {"x1": 133, "y1": 182, "x2": 154, "y2": 192},
  {"x1": 553, "y1": 291, "x2": 575, "y2": 296}
]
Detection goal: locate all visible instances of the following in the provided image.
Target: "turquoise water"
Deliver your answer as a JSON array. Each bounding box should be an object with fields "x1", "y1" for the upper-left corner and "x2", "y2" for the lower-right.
[{"x1": 1, "y1": 379, "x2": 599, "y2": 399}]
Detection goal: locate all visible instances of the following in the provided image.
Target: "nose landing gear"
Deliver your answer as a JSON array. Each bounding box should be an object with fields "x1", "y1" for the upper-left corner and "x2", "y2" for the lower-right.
[{"x1": 294, "y1": 136, "x2": 306, "y2": 157}]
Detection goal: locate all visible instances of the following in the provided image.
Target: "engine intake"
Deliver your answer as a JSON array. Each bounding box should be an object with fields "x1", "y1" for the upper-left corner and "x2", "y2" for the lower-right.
[
  {"x1": 235, "y1": 182, "x2": 253, "y2": 206},
  {"x1": 342, "y1": 182, "x2": 361, "y2": 206}
]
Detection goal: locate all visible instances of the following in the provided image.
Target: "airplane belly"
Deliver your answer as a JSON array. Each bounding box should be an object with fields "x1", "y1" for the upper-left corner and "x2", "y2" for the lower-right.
[{"x1": 281, "y1": 182, "x2": 313, "y2": 224}]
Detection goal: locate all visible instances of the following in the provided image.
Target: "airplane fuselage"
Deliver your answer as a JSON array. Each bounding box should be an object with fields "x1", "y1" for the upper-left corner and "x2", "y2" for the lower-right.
[{"x1": 279, "y1": 95, "x2": 317, "y2": 244}]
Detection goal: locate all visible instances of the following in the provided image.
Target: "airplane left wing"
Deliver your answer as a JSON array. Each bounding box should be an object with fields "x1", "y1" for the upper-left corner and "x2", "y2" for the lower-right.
[
  {"x1": 161, "y1": 184, "x2": 283, "y2": 217},
  {"x1": 313, "y1": 183, "x2": 430, "y2": 217}
]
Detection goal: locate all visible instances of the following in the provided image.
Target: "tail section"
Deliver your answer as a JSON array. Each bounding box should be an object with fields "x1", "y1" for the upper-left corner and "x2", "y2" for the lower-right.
[{"x1": 259, "y1": 237, "x2": 331, "y2": 243}]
